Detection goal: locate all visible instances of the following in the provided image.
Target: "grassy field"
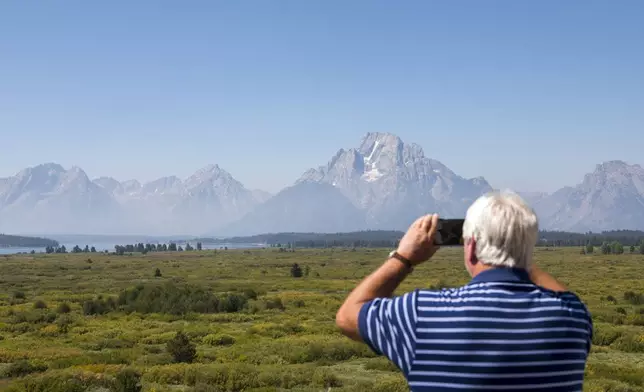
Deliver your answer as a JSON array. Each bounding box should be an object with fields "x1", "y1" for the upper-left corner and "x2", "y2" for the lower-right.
[{"x1": 0, "y1": 247, "x2": 642, "y2": 391}]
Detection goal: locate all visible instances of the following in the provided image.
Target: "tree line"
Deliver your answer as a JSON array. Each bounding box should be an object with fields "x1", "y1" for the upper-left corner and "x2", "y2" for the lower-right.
[
  {"x1": 583, "y1": 241, "x2": 644, "y2": 255},
  {"x1": 44, "y1": 242, "x2": 203, "y2": 255},
  {"x1": 0, "y1": 234, "x2": 59, "y2": 248},
  {"x1": 193, "y1": 229, "x2": 644, "y2": 249},
  {"x1": 113, "y1": 242, "x2": 203, "y2": 255}
]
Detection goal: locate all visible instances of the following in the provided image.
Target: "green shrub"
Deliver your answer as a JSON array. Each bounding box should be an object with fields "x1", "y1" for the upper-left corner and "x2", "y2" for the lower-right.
[
  {"x1": 82, "y1": 297, "x2": 116, "y2": 315},
  {"x1": 364, "y1": 357, "x2": 400, "y2": 372},
  {"x1": 311, "y1": 368, "x2": 342, "y2": 388},
  {"x1": 55, "y1": 314, "x2": 73, "y2": 334},
  {"x1": 611, "y1": 333, "x2": 644, "y2": 353},
  {"x1": 167, "y1": 331, "x2": 196, "y2": 363},
  {"x1": 586, "y1": 363, "x2": 644, "y2": 388},
  {"x1": 372, "y1": 377, "x2": 409, "y2": 392},
  {"x1": 114, "y1": 368, "x2": 142, "y2": 392},
  {"x1": 592, "y1": 324, "x2": 622, "y2": 346},
  {"x1": 1, "y1": 360, "x2": 47, "y2": 378},
  {"x1": 624, "y1": 291, "x2": 644, "y2": 305},
  {"x1": 264, "y1": 298, "x2": 284, "y2": 311},
  {"x1": 117, "y1": 283, "x2": 248, "y2": 315},
  {"x1": 6, "y1": 372, "x2": 111, "y2": 392},
  {"x1": 56, "y1": 302, "x2": 71, "y2": 314},
  {"x1": 243, "y1": 289, "x2": 258, "y2": 300},
  {"x1": 33, "y1": 300, "x2": 47, "y2": 310},
  {"x1": 202, "y1": 333, "x2": 235, "y2": 346},
  {"x1": 12, "y1": 291, "x2": 26, "y2": 300}
]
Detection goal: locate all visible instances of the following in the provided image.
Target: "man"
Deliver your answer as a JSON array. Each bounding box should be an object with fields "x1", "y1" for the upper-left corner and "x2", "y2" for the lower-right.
[{"x1": 336, "y1": 191, "x2": 592, "y2": 391}]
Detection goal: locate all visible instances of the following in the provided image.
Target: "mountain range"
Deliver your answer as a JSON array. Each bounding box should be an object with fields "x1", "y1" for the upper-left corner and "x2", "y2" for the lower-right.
[{"x1": 1, "y1": 132, "x2": 643, "y2": 235}]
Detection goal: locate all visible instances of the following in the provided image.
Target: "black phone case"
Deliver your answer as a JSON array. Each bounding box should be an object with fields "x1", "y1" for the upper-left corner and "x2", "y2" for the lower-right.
[{"x1": 435, "y1": 219, "x2": 465, "y2": 246}]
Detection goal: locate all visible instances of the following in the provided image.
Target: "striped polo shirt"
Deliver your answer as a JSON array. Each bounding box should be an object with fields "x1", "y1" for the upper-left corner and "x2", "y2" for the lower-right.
[{"x1": 358, "y1": 267, "x2": 593, "y2": 391}]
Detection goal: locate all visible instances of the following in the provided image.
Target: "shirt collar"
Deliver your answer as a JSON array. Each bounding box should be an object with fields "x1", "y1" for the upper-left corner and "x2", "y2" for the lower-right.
[{"x1": 469, "y1": 267, "x2": 531, "y2": 284}]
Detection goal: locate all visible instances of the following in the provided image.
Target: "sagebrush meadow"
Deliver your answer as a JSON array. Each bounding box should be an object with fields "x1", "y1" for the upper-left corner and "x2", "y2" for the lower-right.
[{"x1": 0, "y1": 247, "x2": 642, "y2": 391}]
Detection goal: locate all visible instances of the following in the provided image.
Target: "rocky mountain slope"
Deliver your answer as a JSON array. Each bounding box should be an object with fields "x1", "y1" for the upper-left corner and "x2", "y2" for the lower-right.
[
  {"x1": 0, "y1": 164, "x2": 265, "y2": 235},
  {"x1": 531, "y1": 161, "x2": 644, "y2": 232},
  {"x1": 1, "y1": 135, "x2": 642, "y2": 235},
  {"x1": 225, "y1": 133, "x2": 493, "y2": 235}
]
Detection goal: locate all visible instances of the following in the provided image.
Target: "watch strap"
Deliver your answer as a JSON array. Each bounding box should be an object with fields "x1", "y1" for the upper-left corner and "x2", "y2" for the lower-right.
[{"x1": 389, "y1": 251, "x2": 414, "y2": 272}]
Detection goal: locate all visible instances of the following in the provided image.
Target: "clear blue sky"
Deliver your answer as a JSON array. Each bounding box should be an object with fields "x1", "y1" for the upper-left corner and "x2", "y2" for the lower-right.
[{"x1": 1, "y1": 0, "x2": 642, "y2": 193}]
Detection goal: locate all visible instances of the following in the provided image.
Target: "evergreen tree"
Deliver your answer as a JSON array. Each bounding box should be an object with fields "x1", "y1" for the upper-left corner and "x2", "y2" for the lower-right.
[
  {"x1": 90, "y1": 246, "x2": 96, "y2": 253},
  {"x1": 196, "y1": 242, "x2": 202, "y2": 251},
  {"x1": 601, "y1": 241, "x2": 611, "y2": 255},
  {"x1": 611, "y1": 241, "x2": 624, "y2": 255},
  {"x1": 168, "y1": 243, "x2": 177, "y2": 252},
  {"x1": 72, "y1": 245, "x2": 82, "y2": 253},
  {"x1": 166, "y1": 331, "x2": 196, "y2": 363},
  {"x1": 640, "y1": 240, "x2": 644, "y2": 255},
  {"x1": 83, "y1": 245, "x2": 90, "y2": 253},
  {"x1": 585, "y1": 243, "x2": 594, "y2": 254},
  {"x1": 290, "y1": 263, "x2": 303, "y2": 278},
  {"x1": 115, "y1": 245, "x2": 125, "y2": 256}
]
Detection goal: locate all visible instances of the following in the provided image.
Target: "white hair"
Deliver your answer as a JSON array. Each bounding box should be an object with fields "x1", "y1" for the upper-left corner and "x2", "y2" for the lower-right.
[{"x1": 462, "y1": 191, "x2": 539, "y2": 269}]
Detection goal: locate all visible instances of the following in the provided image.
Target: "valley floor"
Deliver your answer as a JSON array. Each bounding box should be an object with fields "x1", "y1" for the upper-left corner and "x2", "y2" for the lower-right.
[{"x1": 0, "y1": 248, "x2": 642, "y2": 391}]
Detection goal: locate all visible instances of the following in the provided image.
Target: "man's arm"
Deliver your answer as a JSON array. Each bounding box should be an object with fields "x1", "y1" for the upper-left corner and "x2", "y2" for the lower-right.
[
  {"x1": 335, "y1": 214, "x2": 439, "y2": 341},
  {"x1": 529, "y1": 265, "x2": 568, "y2": 292},
  {"x1": 335, "y1": 258, "x2": 411, "y2": 341}
]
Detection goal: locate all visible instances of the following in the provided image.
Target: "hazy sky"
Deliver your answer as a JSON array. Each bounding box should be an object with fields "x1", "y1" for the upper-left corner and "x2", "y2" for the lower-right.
[{"x1": 1, "y1": 0, "x2": 643, "y2": 193}]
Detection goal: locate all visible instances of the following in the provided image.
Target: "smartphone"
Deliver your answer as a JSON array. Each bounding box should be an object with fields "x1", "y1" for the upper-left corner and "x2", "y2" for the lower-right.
[{"x1": 434, "y1": 219, "x2": 465, "y2": 246}]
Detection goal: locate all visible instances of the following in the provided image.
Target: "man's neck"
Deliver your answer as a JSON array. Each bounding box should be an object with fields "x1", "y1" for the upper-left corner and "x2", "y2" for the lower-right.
[{"x1": 469, "y1": 263, "x2": 495, "y2": 279}]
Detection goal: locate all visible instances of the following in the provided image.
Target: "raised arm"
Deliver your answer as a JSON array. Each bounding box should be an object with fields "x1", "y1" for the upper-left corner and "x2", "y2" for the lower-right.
[{"x1": 335, "y1": 214, "x2": 439, "y2": 341}]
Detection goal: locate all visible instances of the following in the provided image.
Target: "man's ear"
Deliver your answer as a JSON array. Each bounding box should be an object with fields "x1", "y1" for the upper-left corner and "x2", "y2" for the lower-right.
[{"x1": 466, "y1": 238, "x2": 478, "y2": 265}]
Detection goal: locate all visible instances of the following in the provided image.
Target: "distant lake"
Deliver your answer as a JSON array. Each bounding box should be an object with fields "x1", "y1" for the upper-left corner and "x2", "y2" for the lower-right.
[{"x1": 0, "y1": 242, "x2": 266, "y2": 255}]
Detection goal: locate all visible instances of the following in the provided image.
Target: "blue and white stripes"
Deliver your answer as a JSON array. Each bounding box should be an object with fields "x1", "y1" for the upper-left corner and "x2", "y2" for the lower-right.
[{"x1": 358, "y1": 268, "x2": 593, "y2": 391}]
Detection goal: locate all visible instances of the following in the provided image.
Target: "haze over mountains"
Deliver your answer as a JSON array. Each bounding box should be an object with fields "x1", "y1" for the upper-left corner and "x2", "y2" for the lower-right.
[{"x1": 1, "y1": 132, "x2": 643, "y2": 235}]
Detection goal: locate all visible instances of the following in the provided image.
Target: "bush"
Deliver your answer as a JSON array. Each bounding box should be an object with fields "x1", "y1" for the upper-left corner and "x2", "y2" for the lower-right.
[
  {"x1": 264, "y1": 298, "x2": 285, "y2": 311},
  {"x1": 243, "y1": 289, "x2": 258, "y2": 300},
  {"x1": 13, "y1": 291, "x2": 25, "y2": 300},
  {"x1": 624, "y1": 291, "x2": 644, "y2": 305},
  {"x1": 56, "y1": 302, "x2": 71, "y2": 314},
  {"x1": 364, "y1": 357, "x2": 400, "y2": 372},
  {"x1": 1, "y1": 360, "x2": 47, "y2": 378},
  {"x1": 290, "y1": 263, "x2": 303, "y2": 278},
  {"x1": 55, "y1": 314, "x2": 74, "y2": 334},
  {"x1": 167, "y1": 331, "x2": 197, "y2": 363},
  {"x1": 117, "y1": 282, "x2": 249, "y2": 315},
  {"x1": 5, "y1": 372, "x2": 111, "y2": 392},
  {"x1": 611, "y1": 332, "x2": 644, "y2": 353},
  {"x1": 203, "y1": 334, "x2": 235, "y2": 346},
  {"x1": 114, "y1": 368, "x2": 142, "y2": 392},
  {"x1": 33, "y1": 300, "x2": 47, "y2": 309},
  {"x1": 592, "y1": 324, "x2": 622, "y2": 346},
  {"x1": 311, "y1": 368, "x2": 342, "y2": 388},
  {"x1": 155, "y1": 268, "x2": 162, "y2": 277},
  {"x1": 82, "y1": 297, "x2": 116, "y2": 315}
]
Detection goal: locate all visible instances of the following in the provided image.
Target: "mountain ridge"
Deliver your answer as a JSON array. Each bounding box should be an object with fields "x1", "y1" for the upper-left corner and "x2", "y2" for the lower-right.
[{"x1": 1, "y1": 135, "x2": 642, "y2": 235}]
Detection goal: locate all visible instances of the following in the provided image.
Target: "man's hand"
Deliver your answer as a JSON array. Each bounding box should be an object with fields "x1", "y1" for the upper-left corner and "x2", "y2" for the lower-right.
[{"x1": 396, "y1": 214, "x2": 440, "y2": 265}]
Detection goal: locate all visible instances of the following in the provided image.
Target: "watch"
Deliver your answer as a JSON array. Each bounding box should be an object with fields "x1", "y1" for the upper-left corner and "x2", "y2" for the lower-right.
[{"x1": 388, "y1": 250, "x2": 414, "y2": 272}]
